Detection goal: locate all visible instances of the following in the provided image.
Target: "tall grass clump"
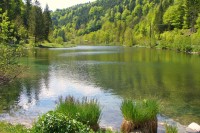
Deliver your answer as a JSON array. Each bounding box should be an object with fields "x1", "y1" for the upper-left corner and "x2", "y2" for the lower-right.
[
  {"x1": 121, "y1": 99, "x2": 159, "y2": 133},
  {"x1": 165, "y1": 124, "x2": 178, "y2": 133},
  {"x1": 56, "y1": 96, "x2": 101, "y2": 131}
]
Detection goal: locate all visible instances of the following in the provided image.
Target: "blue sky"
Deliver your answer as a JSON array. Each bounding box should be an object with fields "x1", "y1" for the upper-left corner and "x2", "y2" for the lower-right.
[{"x1": 37, "y1": 0, "x2": 96, "y2": 11}]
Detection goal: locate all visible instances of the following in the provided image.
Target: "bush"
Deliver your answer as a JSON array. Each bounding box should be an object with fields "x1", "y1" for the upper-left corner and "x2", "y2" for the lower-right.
[
  {"x1": 55, "y1": 37, "x2": 64, "y2": 45},
  {"x1": 121, "y1": 99, "x2": 159, "y2": 133},
  {"x1": 56, "y1": 96, "x2": 101, "y2": 131},
  {"x1": 32, "y1": 111, "x2": 93, "y2": 133}
]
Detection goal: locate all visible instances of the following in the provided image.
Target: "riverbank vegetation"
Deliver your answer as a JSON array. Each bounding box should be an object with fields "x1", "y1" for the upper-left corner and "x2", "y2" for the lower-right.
[
  {"x1": 0, "y1": 45, "x2": 24, "y2": 85},
  {"x1": 51, "y1": 0, "x2": 200, "y2": 53},
  {"x1": 121, "y1": 99, "x2": 159, "y2": 133},
  {"x1": 55, "y1": 96, "x2": 101, "y2": 131},
  {"x1": 0, "y1": 122, "x2": 29, "y2": 133},
  {"x1": 0, "y1": 97, "x2": 162, "y2": 133}
]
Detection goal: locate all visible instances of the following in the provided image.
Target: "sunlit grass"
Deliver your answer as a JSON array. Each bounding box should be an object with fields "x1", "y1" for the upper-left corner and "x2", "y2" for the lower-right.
[
  {"x1": 0, "y1": 122, "x2": 29, "y2": 133},
  {"x1": 121, "y1": 99, "x2": 159, "y2": 123},
  {"x1": 165, "y1": 124, "x2": 178, "y2": 133},
  {"x1": 121, "y1": 99, "x2": 159, "y2": 132},
  {"x1": 55, "y1": 96, "x2": 101, "y2": 130}
]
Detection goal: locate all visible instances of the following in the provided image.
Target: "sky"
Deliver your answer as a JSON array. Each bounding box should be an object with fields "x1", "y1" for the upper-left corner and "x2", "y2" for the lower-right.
[{"x1": 37, "y1": 0, "x2": 96, "y2": 11}]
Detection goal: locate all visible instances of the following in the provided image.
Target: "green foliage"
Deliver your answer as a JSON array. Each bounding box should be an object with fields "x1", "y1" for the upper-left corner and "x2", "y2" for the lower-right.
[
  {"x1": 0, "y1": 45, "x2": 23, "y2": 84},
  {"x1": 56, "y1": 96, "x2": 101, "y2": 129},
  {"x1": 121, "y1": 99, "x2": 159, "y2": 124},
  {"x1": 173, "y1": 35, "x2": 192, "y2": 52},
  {"x1": 55, "y1": 37, "x2": 64, "y2": 45},
  {"x1": 163, "y1": 4, "x2": 184, "y2": 29},
  {"x1": 0, "y1": 11, "x2": 15, "y2": 43},
  {"x1": 50, "y1": 0, "x2": 200, "y2": 52},
  {"x1": 165, "y1": 124, "x2": 178, "y2": 133},
  {"x1": 0, "y1": 0, "x2": 52, "y2": 45},
  {"x1": 0, "y1": 122, "x2": 29, "y2": 133},
  {"x1": 32, "y1": 111, "x2": 93, "y2": 133}
]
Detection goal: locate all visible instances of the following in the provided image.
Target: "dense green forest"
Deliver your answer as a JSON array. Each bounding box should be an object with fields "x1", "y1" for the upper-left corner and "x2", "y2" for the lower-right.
[
  {"x1": 51, "y1": 0, "x2": 200, "y2": 52},
  {"x1": 0, "y1": 0, "x2": 52, "y2": 45}
]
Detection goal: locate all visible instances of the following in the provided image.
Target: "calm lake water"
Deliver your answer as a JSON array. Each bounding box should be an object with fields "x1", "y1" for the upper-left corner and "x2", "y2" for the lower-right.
[{"x1": 0, "y1": 46, "x2": 200, "y2": 130}]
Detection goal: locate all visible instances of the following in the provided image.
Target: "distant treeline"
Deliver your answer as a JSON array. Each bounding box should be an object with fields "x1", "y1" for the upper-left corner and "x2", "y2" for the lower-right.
[{"x1": 52, "y1": 0, "x2": 200, "y2": 52}]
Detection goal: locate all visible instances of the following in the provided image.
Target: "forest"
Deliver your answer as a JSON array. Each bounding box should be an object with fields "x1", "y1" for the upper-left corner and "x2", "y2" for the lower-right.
[
  {"x1": 0, "y1": 0, "x2": 52, "y2": 45},
  {"x1": 1, "y1": 0, "x2": 200, "y2": 52},
  {"x1": 51, "y1": 0, "x2": 200, "y2": 52}
]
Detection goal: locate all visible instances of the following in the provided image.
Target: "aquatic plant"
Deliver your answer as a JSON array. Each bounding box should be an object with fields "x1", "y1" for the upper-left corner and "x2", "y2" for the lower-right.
[
  {"x1": 56, "y1": 96, "x2": 101, "y2": 131},
  {"x1": 121, "y1": 99, "x2": 159, "y2": 133}
]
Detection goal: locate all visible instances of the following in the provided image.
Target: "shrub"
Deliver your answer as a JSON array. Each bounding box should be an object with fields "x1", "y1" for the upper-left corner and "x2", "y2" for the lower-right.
[
  {"x1": 56, "y1": 96, "x2": 101, "y2": 131},
  {"x1": 32, "y1": 111, "x2": 93, "y2": 133},
  {"x1": 55, "y1": 37, "x2": 64, "y2": 45},
  {"x1": 121, "y1": 99, "x2": 159, "y2": 133}
]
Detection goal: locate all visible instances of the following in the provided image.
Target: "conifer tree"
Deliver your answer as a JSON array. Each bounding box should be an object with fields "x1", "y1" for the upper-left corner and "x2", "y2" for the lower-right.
[{"x1": 43, "y1": 4, "x2": 52, "y2": 41}]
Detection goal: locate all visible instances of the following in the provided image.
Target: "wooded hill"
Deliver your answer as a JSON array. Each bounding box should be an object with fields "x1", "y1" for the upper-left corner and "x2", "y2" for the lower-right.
[{"x1": 52, "y1": 0, "x2": 200, "y2": 52}]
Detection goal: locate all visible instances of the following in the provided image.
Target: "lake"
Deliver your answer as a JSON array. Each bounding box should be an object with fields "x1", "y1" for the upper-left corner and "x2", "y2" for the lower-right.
[{"x1": 0, "y1": 46, "x2": 200, "y2": 130}]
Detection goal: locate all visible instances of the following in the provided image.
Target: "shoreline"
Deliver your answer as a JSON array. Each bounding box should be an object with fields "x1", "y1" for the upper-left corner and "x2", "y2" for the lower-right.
[{"x1": 0, "y1": 113, "x2": 189, "y2": 132}]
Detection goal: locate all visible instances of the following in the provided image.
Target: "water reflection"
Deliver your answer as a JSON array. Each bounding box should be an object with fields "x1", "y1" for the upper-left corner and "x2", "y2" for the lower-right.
[{"x1": 0, "y1": 46, "x2": 200, "y2": 129}]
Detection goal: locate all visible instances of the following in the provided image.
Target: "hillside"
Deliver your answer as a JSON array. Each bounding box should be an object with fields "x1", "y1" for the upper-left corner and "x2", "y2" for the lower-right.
[{"x1": 51, "y1": 0, "x2": 200, "y2": 52}]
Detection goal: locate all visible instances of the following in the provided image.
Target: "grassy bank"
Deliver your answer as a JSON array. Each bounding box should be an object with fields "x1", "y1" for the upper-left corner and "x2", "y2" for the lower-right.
[{"x1": 0, "y1": 122, "x2": 29, "y2": 133}]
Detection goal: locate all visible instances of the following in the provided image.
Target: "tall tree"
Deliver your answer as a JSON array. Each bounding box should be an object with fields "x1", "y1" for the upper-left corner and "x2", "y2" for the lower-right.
[
  {"x1": 43, "y1": 4, "x2": 52, "y2": 41},
  {"x1": 183, "y1": 0, "x2": 200, "y2": 31},
  {"x1": 29, "y1": 0, "x2": 44, "y2": 43},
  {"x1": 24, "y1": 0, "x2": 32, "y2": 30}
]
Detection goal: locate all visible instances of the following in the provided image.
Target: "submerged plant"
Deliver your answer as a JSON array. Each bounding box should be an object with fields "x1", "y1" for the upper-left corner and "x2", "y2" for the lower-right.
[
  {"x1": 121, "y1": 99, "x2": 159, "y2": 133},
  {"x1": 56, "y1": 96, "x2": 101, "y2": 131}
]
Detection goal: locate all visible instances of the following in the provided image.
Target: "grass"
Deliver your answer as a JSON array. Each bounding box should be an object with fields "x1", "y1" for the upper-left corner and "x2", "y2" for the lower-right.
[
  {"x1": 165, "y1": 124, "x2": 178, "y2": 133},
  {"x1": 121, "y1": 99, "x2": 159, "y2": 123},
  {"x1": 121, "y1": 99, "x2": 159, "y2": 133},
  {"x1": 55, "y1": 96, "x2": 101, "y2": 130},
  {"x1": 0, "y1": 122, "x2": 29, "y2": 133}
]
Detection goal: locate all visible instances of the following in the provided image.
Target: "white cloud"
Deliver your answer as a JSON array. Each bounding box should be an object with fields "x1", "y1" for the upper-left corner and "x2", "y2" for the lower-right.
[{"x1": 37, "y1": 0, "x2": 96, "y2": 11}]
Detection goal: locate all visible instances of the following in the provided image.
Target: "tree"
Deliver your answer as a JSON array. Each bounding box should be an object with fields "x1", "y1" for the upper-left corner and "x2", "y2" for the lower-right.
[
  {"x1": 183, "y1": 0, "x2": 200, "y2": 31},
  {"x1": 124, "y1": 27, "x2": 134, "y2": 46},
  {"x1": 43, "y1": 4, "x2": 52, "y2": 41},
  {"x1": 29, "y1": 0, "x2": 44, "y2": 43},
  {"x1": 0, "y1": 11, "x2": 15, "y2": 43},
  {"x1": 24, "y1": 0, "x2": 32, "y2": 29},
  {"x1": 163, "y1": 5, "x2": 184, "y2": 29}
]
